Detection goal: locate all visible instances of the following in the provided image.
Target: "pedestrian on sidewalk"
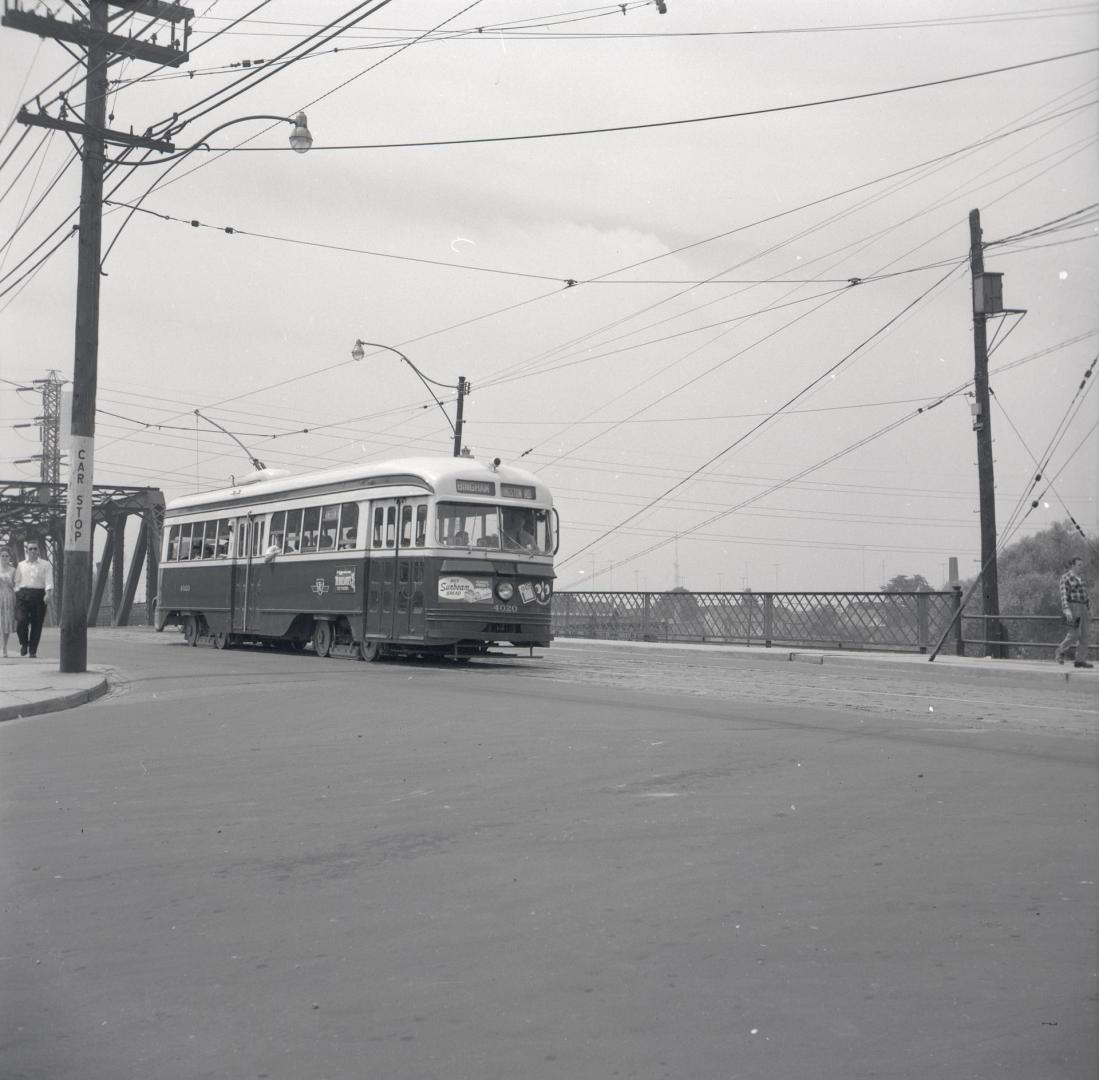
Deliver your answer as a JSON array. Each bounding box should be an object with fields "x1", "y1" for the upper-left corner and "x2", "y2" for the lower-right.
[
  {"x1": 0, "y1": 546, "x2": 16, "y2": 658},
  {"x1": 14, "y1": 540, "x2": 52, "y2": 659},
  {"x1": 1055, "y1": 555, "x2": 1092, "y2": 668}
]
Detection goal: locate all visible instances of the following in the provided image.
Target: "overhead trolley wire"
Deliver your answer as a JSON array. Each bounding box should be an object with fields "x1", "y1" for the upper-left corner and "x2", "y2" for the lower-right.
[
  {"x1": 579, "y1": 343, "x2": 1098, "y2": 582},
  {"x1": 557, "y1": 263, "x2": 967, "y2": 570}
]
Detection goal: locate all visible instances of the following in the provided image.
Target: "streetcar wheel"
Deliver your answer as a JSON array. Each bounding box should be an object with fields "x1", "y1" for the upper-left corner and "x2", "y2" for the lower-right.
[
  {"x1": 183, "y1": 615, "x2": 200, "y2": 647},
  {"x1": 312, "y1": 621, "x2": 333, "y2": 658},
  {"x1": 359, "y1": 639, "x2": 384, "y2": 662},
  {"x1": 212, "y1": 631, "x2": 232, "y2": 650}
]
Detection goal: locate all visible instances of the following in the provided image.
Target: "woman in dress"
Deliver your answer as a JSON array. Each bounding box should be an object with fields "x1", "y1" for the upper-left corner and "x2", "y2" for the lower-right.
[{"x1": 0, "y1": 546, "x2": 16, "y2": 658}]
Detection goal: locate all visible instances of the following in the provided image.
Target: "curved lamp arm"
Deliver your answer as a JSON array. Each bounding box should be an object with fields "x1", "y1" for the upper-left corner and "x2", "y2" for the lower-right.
[
  {"x1": 103, "y1": 113, "x2": 312, "y2": 166},
  {"x1": 351, "y1": 339, "x2": 458, "y2": 438},
  {"x1": 100, "y1": 113, "x2": 311, "y2": 270}
]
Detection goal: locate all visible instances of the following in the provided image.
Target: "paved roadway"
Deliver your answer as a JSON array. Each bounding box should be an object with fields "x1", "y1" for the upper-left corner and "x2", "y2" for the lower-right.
[{"x1": 2, "y1": 629, "x2": 1095, "y2": 1080}]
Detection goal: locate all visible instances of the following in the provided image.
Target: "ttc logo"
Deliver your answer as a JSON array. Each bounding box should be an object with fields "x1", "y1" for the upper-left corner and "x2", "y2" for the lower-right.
[{"x1": 310, "y1": 578, "x2": 330, "y2": 596}]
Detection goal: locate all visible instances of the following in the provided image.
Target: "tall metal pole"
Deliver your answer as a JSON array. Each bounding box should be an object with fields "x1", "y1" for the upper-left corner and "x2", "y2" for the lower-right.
[
  {"x1": 60, "y1": 0, "x2": 108, "y2": 672},
  {"x1": 452, "y1": 376, "x2": 467, "y2": 456},
  {"x1": 968, "y1": 208, "x2": 1002, "y2": 658}
]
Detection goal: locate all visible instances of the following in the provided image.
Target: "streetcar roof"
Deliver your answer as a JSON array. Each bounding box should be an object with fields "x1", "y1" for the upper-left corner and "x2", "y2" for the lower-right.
[{"x1": 166, "y1": 455, "x2": 552, "y2": 514}]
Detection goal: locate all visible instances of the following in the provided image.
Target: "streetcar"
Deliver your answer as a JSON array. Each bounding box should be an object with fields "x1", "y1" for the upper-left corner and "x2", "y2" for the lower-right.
[{"x1": 155, "y1": 455, "x2": 557, "y2": 660}]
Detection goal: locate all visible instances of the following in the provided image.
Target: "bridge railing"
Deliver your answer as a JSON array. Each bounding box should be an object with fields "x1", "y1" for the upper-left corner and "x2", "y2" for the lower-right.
[{"x1": 552, "y1": 590, "x2": 1094, "y2": 660}]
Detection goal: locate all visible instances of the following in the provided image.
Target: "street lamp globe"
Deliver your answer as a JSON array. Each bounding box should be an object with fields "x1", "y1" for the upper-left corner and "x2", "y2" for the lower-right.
[{"x1": 288, "y1": 112, "x2": 313, "y2": 154}]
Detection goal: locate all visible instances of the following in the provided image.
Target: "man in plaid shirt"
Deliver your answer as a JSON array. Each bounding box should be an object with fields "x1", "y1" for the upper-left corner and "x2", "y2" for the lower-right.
[{"x1": 1055, "y1": 556, "x2": 1092, "y2": 668}]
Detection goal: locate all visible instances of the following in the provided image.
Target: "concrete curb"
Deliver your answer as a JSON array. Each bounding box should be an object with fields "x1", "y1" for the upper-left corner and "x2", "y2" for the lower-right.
[
  {"x1": 0, "y1": 674, "x2": 110, "y2": 723},
  {"x1": 552, "y1": 636, "x2": 1097, "y2": 685}
]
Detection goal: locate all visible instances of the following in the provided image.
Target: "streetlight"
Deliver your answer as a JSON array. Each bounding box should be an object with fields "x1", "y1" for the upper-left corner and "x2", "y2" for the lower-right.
[
  {"x1": 351, "y1": 340, "x2": 468, "y2": 457},
  {"x1": 101, "y1": 113, "x2": 313, "y2": 165},
  {"x1": 56, "y1": 108, "x2": 313, "y2": 674}
]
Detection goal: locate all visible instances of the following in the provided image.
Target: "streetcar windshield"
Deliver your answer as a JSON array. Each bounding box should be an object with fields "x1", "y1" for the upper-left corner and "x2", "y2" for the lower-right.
[{"x1": 436, "y1": 502, "x2": 553, "y2": 554}]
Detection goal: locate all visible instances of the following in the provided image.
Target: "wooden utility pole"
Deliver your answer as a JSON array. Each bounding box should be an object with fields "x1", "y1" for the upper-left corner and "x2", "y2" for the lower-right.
[
  {"x1": 59, "y1": 0, "x2": 109, "y2": 672},
  {"x1": 4, "y1": 1, "x2": 191, "y2": 671},
  {"x1": 453, "y1": 377, "x2": 468, "y2": 457},
  {"x1": 968, "y1": 208, "x2": 1003, "y2": 658}
]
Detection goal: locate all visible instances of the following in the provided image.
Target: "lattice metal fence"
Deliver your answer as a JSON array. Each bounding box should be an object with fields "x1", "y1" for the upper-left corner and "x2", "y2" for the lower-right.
[{"x1": 553, "y1": 590, "x2": 965, "y2": 654}]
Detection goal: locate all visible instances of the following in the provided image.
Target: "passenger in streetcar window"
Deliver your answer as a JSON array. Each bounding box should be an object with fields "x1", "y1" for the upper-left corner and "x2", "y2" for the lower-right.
[
  {"x1": 452, "y1": 529, "x2": 470, "y2": 547},
  {"x1": 285, "y1": 534, "x2": 300, "y2": 553},
  {"x1": 339, "y1": 504, "x2": 359, "y2": 548},
  {"x1": 264, "y1": 533, "x2": 283, "y2": 563}
]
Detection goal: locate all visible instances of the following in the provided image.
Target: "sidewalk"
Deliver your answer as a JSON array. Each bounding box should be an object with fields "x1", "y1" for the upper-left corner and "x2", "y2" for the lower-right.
[{"x1": 0, "y1": 655, "x2": 110, "y2": 722}]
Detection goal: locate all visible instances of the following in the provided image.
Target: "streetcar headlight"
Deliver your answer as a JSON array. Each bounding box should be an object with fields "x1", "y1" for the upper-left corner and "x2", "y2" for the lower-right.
[{"x1": 496, "y1": 581, "x2": 514, "y2": 601}]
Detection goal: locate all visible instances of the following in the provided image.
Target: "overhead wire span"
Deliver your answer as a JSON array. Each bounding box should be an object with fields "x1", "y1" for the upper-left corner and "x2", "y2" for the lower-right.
[
  {"x1": 85, "y1": 326, "x2": 1095, "y2": 499},
  {"x1": 477, "y1": 87, "x2": 1097, "y2": 398},
  {"x1": 994, "y1": 354, "x2": 1097, "y2": 547},
  {"x1": 99, "y1": 199, "x2": 571, "y2": 283},
  {"x1": 93, "y1": 1, "x2": 479, "y2": 276},
  {"x1": 557, "y1": 263, "x2": 967, "y2": 571},
  {"x1": 191, "y1": 3, "x2": 1097, "y2": 36},
  {"x1": 226, "y1": 48, "x2": 1099, "y2": 151},
  {"x1": 154, "y1": 0, "x2": 401, "y2": 138}
]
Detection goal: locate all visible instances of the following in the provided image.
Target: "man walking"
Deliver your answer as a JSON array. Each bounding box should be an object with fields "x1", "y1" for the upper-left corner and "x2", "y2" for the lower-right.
[
  {"x1": 1055, "y1": 555, "x2": 1092, "y2": 669},
  {"x1": 14, "y1": 540, "x2": 52, "y2": 659}
]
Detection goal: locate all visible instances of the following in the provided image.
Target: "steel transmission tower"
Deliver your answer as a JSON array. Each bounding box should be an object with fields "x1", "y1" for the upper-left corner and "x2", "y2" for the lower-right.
[{"x1": 34, "y1": 370, "x2": 64, "y2": 487}]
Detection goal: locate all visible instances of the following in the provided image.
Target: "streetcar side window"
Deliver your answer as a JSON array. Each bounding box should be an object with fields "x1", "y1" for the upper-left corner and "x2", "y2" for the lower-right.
[
  {"x1": 202, "y1": 520, "x2": 218, "y2": 559},
  {"x1": 385, "y1": 505, "x2": 396, "y2": 547},
  {"x1": 400, "y1": 504, "x2": 413, "y2": 547},
  {"x1": 235, "y1": 518, "x2": 249, "y2": 558},
  {"x1": 339, "y1": 503, "x2": 359, "y2": 549},
  {"x1": 415, "y1": 504, "x2": 427, "y2": 547},
  {"x1": 320, "y1": 505, "x2": 339, "y2": 550},
  {"x1": 301, "y1": 507, "x2": 320, "y2": 553},
  {"x1": 177, "y1": 523, "x2": 193, "y2": 561},
  {"x1": 191, "y1": 523, "x2": 205, "y2": 560},
  {"x1": 269, "y1": 511, "x2": 286, "y2": 555},
  {"x1": 251, "y1": 520, "x2": 264, "y2": 558},
  {"x1": 216, "y1": 518, "x2": 231, "y2": 558},
  {"x1": 284, "y1": 508, "x2": 302, "y2": 552},
  {"x1": 167, "y1": 524, "x2": 181, "y2": 561}
]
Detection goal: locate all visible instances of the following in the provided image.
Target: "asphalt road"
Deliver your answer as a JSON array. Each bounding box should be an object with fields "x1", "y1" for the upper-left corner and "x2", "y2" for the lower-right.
[{"x1": 2, "y1": 631, "x2": 1095, "y2": 1080}]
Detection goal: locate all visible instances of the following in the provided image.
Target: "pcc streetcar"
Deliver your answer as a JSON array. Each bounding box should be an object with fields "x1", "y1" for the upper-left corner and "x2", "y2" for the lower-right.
[{"x1": 156, "y1": 455, "x2": 556, "y2": 660}]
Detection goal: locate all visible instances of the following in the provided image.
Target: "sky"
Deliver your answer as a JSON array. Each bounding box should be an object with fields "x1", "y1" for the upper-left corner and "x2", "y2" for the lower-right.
[{"x1": 1, "y1": 0, "x2": 1096, "y2": 595}]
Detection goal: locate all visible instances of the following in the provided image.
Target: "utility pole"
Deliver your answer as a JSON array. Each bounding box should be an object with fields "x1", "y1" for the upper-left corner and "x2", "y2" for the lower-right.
[
  {"x1": 62, "y1": 0, "x2": 108, "y2": 673},
  {"x1": 968, "y1": 208, "x2": 1003, "y2": 658},
  {"x1": 453, "y1": 376, "x2": 467, "y2": 457},
  {"x1": 4, "y1": 1, "x2": 190, "y2": 671}
]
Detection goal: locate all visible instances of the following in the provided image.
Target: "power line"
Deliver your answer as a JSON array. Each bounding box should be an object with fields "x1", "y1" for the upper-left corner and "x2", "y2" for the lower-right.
[
  {"x1": 219, "y1": 48, "x2": 1099, "y2": 151},
  {"x1": 99, "y1": 198, "x2": 570, "y2": 283},
  {"x1": 558, "y1": 264, "x2": 966, "y2": 568}
]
